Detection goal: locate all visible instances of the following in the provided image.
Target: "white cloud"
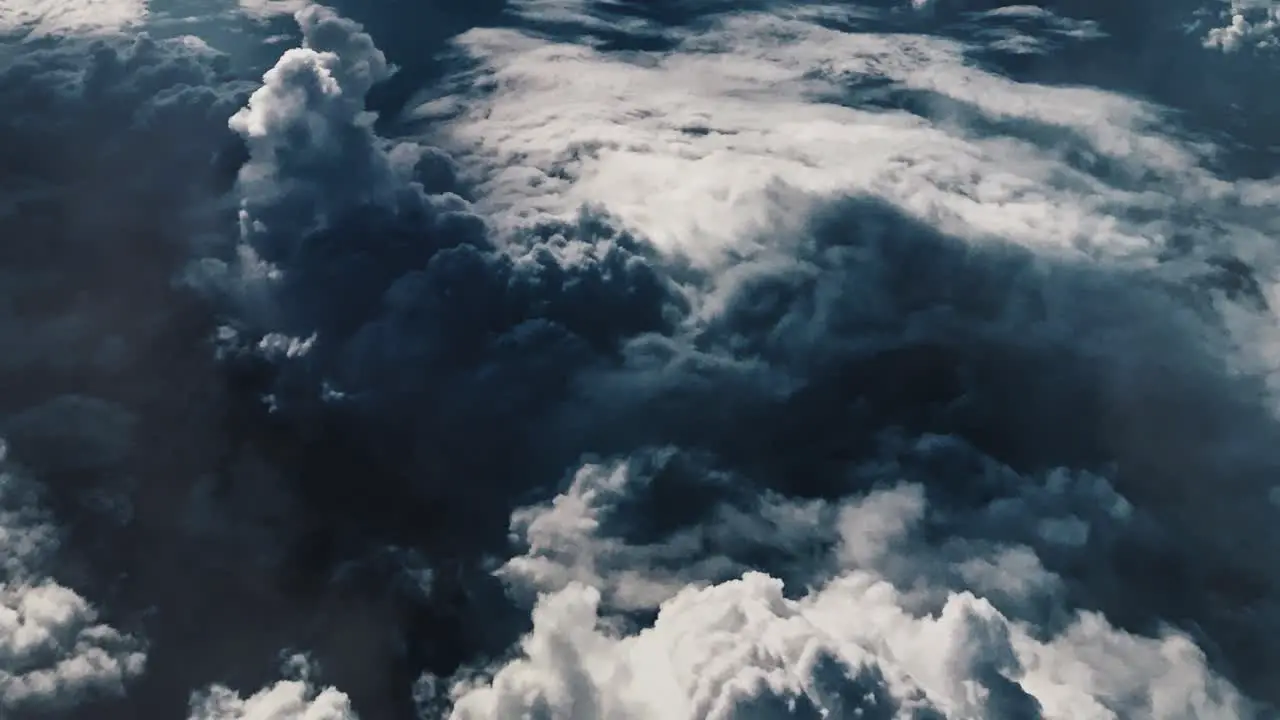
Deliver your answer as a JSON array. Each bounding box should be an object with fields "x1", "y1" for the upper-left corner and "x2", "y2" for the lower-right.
[
  {"x1": 188, "y1": 655, "x2": 357, "y2": 720},
  {"x1": 509, "y1": 0, "x2": 665, "y2": 36},
  {"x1": 449, "y1": 476, "x2": 1261, "y2": 719},
  {"x1": 428, "y1": 5, "x2": 1269, "y2": 275},
  {"x1": 0, "y1": 0, "x2": 148, "y2": 37},
  {"x1": 2, "y1": 395, "x2": 136, "y2": 474},
  {"x1": 497, "y1": 455, "x2": 831, "y2": 611},
  {"x1": 409, "y1": 8, "x2": 1280, "y2": 707},
  {"x1": 958, "y1": 5, "x2": 1106, "y2": 55},
  {"x1": 423, "y1": 0, "x2": 1280, "y2": 613},
  {"x1": 0, "y1": 441, "x2": 146, "y2": 712},
  {"x1": 1204, "y1": 0, "x2": 1280, "y2": 51},
  {"x1": 236, "y1": 0, "x2": 311, "y2": 20}
]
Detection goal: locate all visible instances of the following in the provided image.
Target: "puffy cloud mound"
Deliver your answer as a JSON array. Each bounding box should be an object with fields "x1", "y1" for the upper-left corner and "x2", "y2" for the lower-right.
[
  {"x1": 189, "y1": 656, "x2": 357, "y2": 720},
  {"x1": 451, "y1": 454, "x2": 1261, "y2": 719},
  {"x1": 0, "y1": 441, "x2": 146, "y2": 713},
  {"x1": 203, "y1": 3, "x2": 687, "y2": 523},
  {"x1": 228, "y1": 3, "x2": 397, "y2": 248},
  {"x1": 451, "y1": 571, "x2": 1250, "y2": 720},
  {"x1": 0, "y1": 0, "x2": 148, "y2": 38},
  {"x1": 0, "y1": 9, "x2": 410, "y2": 718}
]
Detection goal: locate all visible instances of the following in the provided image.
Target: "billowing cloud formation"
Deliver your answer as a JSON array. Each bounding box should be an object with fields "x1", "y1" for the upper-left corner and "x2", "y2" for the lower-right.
[
  {"x1": 453, "y1": 447, "x2": 1262, "y2": 718},
  {"x1": 0, "y1": 441, "x2": 146, "y2": 714},
  {"x1": 0, "y1": 24, "x2": 251, "y2": 717},
  {"x1": 953, "y1": 6, "x2": 1105, "y2": 56},
  {"x1": 6, "y1": 0, "x2": 1280, "y2": 718},
  {"x1": 452, "y1": 570, "x2": 1247, "y2": 720},
  {"x1": 189, "y1": 656, "x2": 356, "y2": 720},
  {"x1": 413, "y1": 1, "x2": 1280, "y2": 715},
  {"x1": 0, "y1": 24, "x2": 247, "y2": 383},
  {"x1": 204, "y1": 2, "x2": 686, "y2": 517},
  {"x1": 1204, "y1": 0, "x2": 1280, "y2": 50}
]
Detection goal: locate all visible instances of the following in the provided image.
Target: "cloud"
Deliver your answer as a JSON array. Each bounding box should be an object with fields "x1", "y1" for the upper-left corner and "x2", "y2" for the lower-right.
[
  {"x1": 954, "y1": 5, "x2": 1106, "y2": 56},
  {"x1": 0, "y1": 441, "x2": 146, "y2": 713},
  {"x1": 189, "y1": 655, "x2": 357, "y2": 720},
  {"x1": 0, "y1": 0, "x2": 148, "y2": 38},
  {"x1": 431, "y1": 6, "x2": 1250, "y2": 274},
  {"x1": 410, "y1": 2, "x2": 1280, "y2": 712},
  {"x1": 236, "y1": 0, "x2": 313, "y2": 21},
  {"x1": 0, "y1": 26, "x2": 249, "y2": 383},
  {"x1": 490, "y1": 429, "x2": 1230, "y2": 630},
  {"x1": 450, "y1": 574, "x2": 1245, "y2": 719},
  {"x1": 6, "y1": 0, "x2": 1280, "y2": 717},
  {"x1": 1204, "y1": 0, "x2": 1280, "y2": 51},
  {"x1": 204, "y1": 3, "x2": 687, "y2": 510},
  {"x1": 0, "y1": 12, "x2": 414, "y2": 717},
  {"x1": 429, "y1": 0, "x2": 1280, "y2": 478},
  {"x1": 451, "y1": 456, "x2": 1261, "y2": 719},
  {"x1": 496, "y1": 449, "x2": 829, "y2": 611},
  {"x1": 2, "y1": 395, "x2": 137, "y2": 474}
]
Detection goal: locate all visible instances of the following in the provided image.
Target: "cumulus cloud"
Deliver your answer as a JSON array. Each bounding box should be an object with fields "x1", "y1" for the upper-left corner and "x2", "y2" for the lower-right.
[
  {"x1": 189, "y1": 655, "x2": 357, "y2": 720},
  {"x1": 955, "y1": 5, "x2": 1105, "y2": 56},
  {"x1": 1204, "y1": 0, "x2": 1280, "y2": 51},
  {"x1": 451, "y1": 455, "x2": 1262, "y2": 719},
  {"x1": 0, "y1": 9, "x2": 411, "y2": 717},
  {"x1": 0, "y1": 0, "x2": 148, "y2": 37},
  {"x1": 2, "y1": 395, "x2": 137, "y2": 475},
  {"x1": 491, "y1": 434, "x2": 1211, "y2": 633},
  {"x1": 0, "y1": 441, "x2": 146, "y2": 713},
  {"x1": 431, "y1": 0, "x2": 1280, "y2": 469},
  {"x1": 450, "y1": 573, "x2": 1253, "y2": 720},
  {"x1": 228, "y1": 4, "x2": 394, "y2": 219},
  {"x1": 432, "y1": 6, "x2": 1249, "y2": 272},
  {"x1": 410, "y1": 1, "x2": 1280, "y2": 712}
]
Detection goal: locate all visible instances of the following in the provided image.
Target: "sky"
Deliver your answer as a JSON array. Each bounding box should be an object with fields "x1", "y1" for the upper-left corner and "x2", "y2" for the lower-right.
[{"x1": 2, "y1": 0, "x2": 1280, "y2": 718}]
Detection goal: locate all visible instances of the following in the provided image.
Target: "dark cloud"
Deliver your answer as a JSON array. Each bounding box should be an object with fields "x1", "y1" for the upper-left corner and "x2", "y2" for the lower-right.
[
  {"x1": 3, "y1": 1, "x2": 1280, "y2": 719},
  {"x1": 532, "y1": 190, "x2": 1280, "y2": 690},
  {"x1": 7, "y1": 3, "x2": 686, "y2": 717}
]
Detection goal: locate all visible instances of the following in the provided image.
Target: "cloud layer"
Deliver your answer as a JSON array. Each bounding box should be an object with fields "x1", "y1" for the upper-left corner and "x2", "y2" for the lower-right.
[
  {"x1": 4, "y1": 1, "x2": 1280, "y2": 719},
  {"x1": 0, "y1": 441, "x2": 145, "y2": 714},
  {"x1": 449, "y1": 447, "x2": 1264, "y2": 718}
]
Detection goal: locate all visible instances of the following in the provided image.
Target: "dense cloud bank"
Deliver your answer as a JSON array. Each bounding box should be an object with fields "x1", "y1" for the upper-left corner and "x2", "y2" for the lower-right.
[
  {"x1": 449, "y1": 456, "x2": 1258, "y2": 719},
  {"x1": 4, "y1": 1, "x2": 1280, "y2": 719},
  {"x1": 1204, "y1": 0, "x2": 1280, "y2": 50}
]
